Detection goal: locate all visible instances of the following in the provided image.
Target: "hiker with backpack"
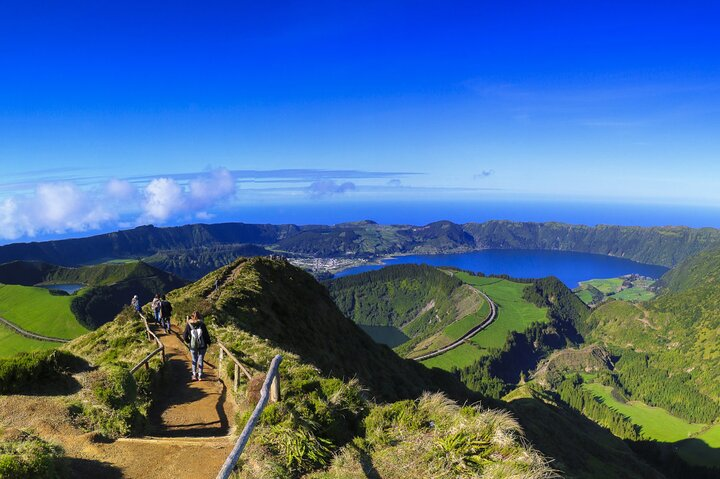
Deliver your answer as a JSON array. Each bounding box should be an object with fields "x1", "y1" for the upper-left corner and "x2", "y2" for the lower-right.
[
  {"x1": 151, "y1": 294, "x2": 162, "y2": 324},
  {"x1": 183, "y1": 311, "x2": 211, "y2": 381},
  {"x1": 131, "y1": 294, "x2": 141, "y2": 314},
  {"x1": 160, "y1": 295, "x2": 173, "y2": 333}
]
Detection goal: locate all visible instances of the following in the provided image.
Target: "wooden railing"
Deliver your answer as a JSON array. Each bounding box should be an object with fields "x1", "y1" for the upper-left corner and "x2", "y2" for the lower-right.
[
  {"x1": 217, "y1": 341, "x2": 253, "y2": 392},
  {"x1": 216, "y1": 354, "x2": 283, "y2": 479},
  {"x1": 130, "y1": 313, "x2": 165, "y2": 374}
]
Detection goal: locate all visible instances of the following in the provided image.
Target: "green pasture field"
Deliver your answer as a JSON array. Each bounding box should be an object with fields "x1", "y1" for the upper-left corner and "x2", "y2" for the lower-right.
[
  {"x1": 0, "y1": 328, "x2": 58, "y2": 358},
  {"x1": 409, "y1": 297, "x2": 489, "y2": 357},
  {"x1": 0, "y1": 284, "x2": 88, "y2": 339},
  {"x1": 421, "y1": 273, "x2": 548, "y2": 371},
  {"x1": 678, "y1": 425, "x2": 720, "y2": 467},
  {"x1": 456, "y1": 274, "x2": 548, "y2": 351},
  {"x1": 421, "y1": 342, "x2": 484, "y2": 370},
  {"x1": 443, "y1": 298, "x2": 490, "y2": 341},
  {"x1": 612, "y1": 287, "x2": 656, "y2": 302},
  {"x1": 575, "y1": 289, "x2": 594, "y2": 305},
  {"x1": 579, "y1": 278, "x2": 624, "y2": 294},
  {"x1": 583, "y1": 382, "x2": 705, "y2": 442},
  {"x1": 583, "y1": 382, "x2": 720, "y2": 467}
]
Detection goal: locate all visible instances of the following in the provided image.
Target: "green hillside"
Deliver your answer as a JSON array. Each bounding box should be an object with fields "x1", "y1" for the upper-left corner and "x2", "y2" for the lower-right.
[
  {"x1": 505, "y1": 385, "x2": 664, "y2": 479},
  {"x1": 421, "y1": 273, "x2": 549, "y2": 370},
  {"x1": 0, "y1": 261, "x2": 188, "y2": 355},
  {"x1": 327, "y1": 264, "x2": 485, "y2": 356},
  {"x1": 0, "y1": 220, "x2": 717, "y2": 281},
  {"x1": 169, "y1": 258, "x2": 469, "y2": 402},
  {"x1": 542, "y1": 249, "x2": 720, "y2": 473},
  {"x1": 0, "y1": 328, "x2": 58, "y2": 358},
  {"x1": 574, "y1": 276, "x2": 657, "y2": 306},
  {"x1": 156, "y1": 257, "x2": 554, "y2": 477},
  {"x1": 580, "y1": 255, "x2": 720, "y2": 402},
  {"x1": 0, "y1": 284, "x2": 88, "y2": 339}
]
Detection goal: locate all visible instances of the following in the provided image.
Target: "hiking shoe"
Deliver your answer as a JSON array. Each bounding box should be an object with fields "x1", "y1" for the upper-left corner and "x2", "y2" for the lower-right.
[
  {"x1": 191, "y1": 374, "x2": 197, "y2": 381},
  {"x1": 198, "y1": 374, "x2": 203, "y2": 381}
]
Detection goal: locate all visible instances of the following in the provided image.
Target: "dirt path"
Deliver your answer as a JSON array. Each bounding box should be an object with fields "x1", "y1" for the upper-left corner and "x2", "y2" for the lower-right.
[
  {"x1": 0, "y1": 323, "x2": 238, "y2": 479},
  {"x1": 147, "y1": 323, "x2": 235, "y2": 437}
]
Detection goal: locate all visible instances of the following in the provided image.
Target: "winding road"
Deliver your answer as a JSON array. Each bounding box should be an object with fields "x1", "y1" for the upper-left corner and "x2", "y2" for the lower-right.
[
  {"x1": 0, "y1": 315, "x2": 70, "y2": 343},
  {"x1": 412, "y1": 288, "x2": 497, "y2": 362}
]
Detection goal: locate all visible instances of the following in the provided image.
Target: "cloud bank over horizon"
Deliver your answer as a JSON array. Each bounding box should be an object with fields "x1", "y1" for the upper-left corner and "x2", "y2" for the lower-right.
[
  {"x1": 0, "y1": 168, "x2": 434, "y2": 241},
  {"x1": 0, "y1": 168, "x2": 240, "y2": 241}
]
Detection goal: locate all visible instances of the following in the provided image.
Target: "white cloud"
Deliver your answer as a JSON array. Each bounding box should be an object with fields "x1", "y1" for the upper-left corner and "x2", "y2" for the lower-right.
[
  {"x1": 106, "y1": 178, "x2": 137, "y2": 200},
  {"x1": 308, "y1": 180, "x2": 356, "y2": 198},
  {"x1": 189, "y1": 168, "x2": 236, "y2": 208},
  {"x1": 0, "y1": 168, "x2": 239, "y2": 240},
  {"x1": 0, "y1": 183, "x2": 114, "y2": 240},
  {"x1": 143, "y1": 178, "x2": 185, "y2": 222}
]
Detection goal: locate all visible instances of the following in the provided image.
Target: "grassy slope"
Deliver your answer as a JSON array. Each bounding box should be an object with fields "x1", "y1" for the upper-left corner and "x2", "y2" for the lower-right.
[
  {"x1": 421, "y1": 273, "x2": 547, "y2": 371},
  {"x1": 575, "y1": 277, "x2": 656, "y2": 304},
  {"x1": 582, "y1": 383, "x2": 706, "y2": 442},
  {"x1": 576, "y1": 251, "x2": 720, "y2": 469},
  {"x1": 0, "y1": 328, "x2": 58, "y2": 358},
  {"x1": 0, "y1": 284, "x2": 88, "y2": 338},
  {"x1": 327, "y1": 264, "x2": 484, "y2": 357},
  {"x1": 582, "y1": 382, "x2": 720, "y2": 468},
  {"x1": 157, "y1": 257, "x2": 553, "y2": 477},
  {"x1": 505, "y1": 385, "x2": 663, "y2": 479},
  {"x1": 613, "y1": 287, "x2": 656, "y2": 302},
  {"x1": 405, "y1": 295, "x2": 489, "y2": 358},
  {"x1": 575, "y1": 289, "x2": 595, "y2": 305},
  {"x1": 582, "y1": 278, "x2": 624, "y2": 294}
]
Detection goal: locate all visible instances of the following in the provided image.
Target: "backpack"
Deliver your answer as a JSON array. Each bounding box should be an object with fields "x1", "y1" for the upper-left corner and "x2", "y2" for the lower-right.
[
  {"x1": 190, "y1": 324, "x2": 206, "y2": 350},
  {"x1": 161, "y1": 300, "x2": 172, "y2": 318}
]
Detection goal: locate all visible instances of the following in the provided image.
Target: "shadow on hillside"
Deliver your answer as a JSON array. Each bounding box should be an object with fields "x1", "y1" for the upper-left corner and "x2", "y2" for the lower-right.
[
  {"x1": 18, "y1": 356, "x2": 92, "y2": 397},
  {"x1": 507, "y1": 396, "x2": 720, "y2": 479},
  {"x1": 629, "y1": 438, "x2": 720, "y2": 479},
  {"x1": 64, "y1": 457, "x2": 123, "y2": 478}
]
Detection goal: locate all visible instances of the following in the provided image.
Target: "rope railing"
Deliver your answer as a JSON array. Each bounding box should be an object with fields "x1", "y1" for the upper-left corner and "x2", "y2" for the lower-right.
[
  {"x1": 216, "y1": 354, "x2": 283, "y2": 479},
  {"x1": 130, "y1": 312, "x2": 165, "y2": 374}
]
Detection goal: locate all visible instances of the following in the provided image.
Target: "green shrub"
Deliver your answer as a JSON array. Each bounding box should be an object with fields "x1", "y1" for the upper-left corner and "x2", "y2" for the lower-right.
[
  {"x1": 0, "y1": 350, "x2": 81, "y2": 394},
  {"x1": 71, "y1": 365, "x2": 148, "y2": 438},
  {"x1": 92, "y1": 366, "x2": 137, "y2": 409},
  {"x1": 0, "y1": 436, "x2": 65, "y2": 479}
]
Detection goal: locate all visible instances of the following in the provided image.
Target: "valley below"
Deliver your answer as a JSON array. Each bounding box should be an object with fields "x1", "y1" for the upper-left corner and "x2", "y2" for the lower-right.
[{"x1": 1, "y1": 219, "x2": 719, "y2": 478}]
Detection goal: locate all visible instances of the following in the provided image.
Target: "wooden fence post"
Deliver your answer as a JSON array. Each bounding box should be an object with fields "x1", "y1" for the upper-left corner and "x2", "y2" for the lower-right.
[
  {"x1": 234, "y1": 364, "x2": 239, "y2": 392},
  {"x1": 270, "y1": 374, "x2": 280, "y2": 403}
]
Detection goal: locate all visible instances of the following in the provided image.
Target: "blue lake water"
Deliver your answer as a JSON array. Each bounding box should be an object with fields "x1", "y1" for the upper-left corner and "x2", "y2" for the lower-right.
[
  {"x1": 334, "y1": 250, "x2": 669, "y2": 288},
  {"x1": 38, "y1": 283, "x2": 85, "y2": 294}
]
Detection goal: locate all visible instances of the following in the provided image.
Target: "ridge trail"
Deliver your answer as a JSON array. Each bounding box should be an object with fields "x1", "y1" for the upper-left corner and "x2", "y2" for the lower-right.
[{"x1": 0, "y1": 321, "x2": 239, "y2": 479}]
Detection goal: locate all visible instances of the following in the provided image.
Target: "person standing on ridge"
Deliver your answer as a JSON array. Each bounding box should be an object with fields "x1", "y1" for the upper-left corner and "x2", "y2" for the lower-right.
[
  {"x1": 183, "y1": 311, "x2": 211, "y2": 381},
  {"x1": 151, "y1": 294, "x2": 162, "y2": 324},
  {"x1": 160, "y1": 295, "x2": 173, "y2": 333},
  {"x1": 131, "y1": 295, "x2": 141, "y2": 314}
]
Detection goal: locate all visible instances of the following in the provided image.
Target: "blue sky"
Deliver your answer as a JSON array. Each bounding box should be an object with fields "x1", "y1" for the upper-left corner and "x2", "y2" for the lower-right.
[{"x1": 1, "y1": 2, "x2": 719, "y2": 241}]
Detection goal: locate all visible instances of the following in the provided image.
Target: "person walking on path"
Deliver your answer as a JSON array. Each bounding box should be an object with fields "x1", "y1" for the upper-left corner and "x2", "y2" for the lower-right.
[
  {"x1": 151, "y1": 294, "x2": 162, "y2": 324},
  {"x1": 183, "y1": 311, "x2": 211, "y2": 381},
  {"x1": 131, "y1": 295, "x2": 141, "y2": 314},
  {"x1": 160, "y1": 295, "x2": 173, "y2": 333}
]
